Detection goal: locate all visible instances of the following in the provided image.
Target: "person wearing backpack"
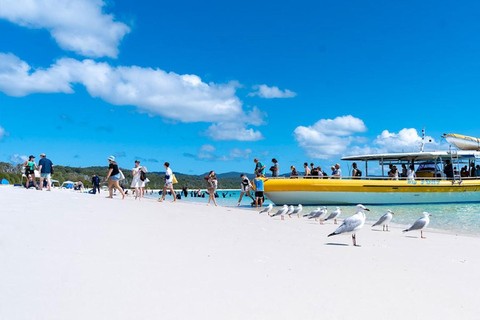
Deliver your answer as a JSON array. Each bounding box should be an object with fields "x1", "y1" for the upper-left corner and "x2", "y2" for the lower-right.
[{"x1": 131, "y1": 160, "x2": 146, "y2": 200}]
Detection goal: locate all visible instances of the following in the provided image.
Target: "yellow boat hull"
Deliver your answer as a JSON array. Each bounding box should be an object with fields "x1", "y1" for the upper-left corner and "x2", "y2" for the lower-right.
[{"x1": 263, "y1": 178, "x2": 480, "y2": 205}]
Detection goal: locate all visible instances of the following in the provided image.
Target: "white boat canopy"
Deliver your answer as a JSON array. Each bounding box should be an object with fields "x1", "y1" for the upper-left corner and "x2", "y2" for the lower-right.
[{"x1": 341, "y1": 150, "x2": 480, "y2": 162}]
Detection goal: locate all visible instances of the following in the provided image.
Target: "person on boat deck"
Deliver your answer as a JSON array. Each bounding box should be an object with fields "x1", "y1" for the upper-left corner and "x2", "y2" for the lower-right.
[
  {"x1": 317, "y1": 166, "x2": 325, "y2": 178},
  {"x1": 311, "y1": 164, "x2": 319, "y2": 177},
  {"x1": 461, "y1": 166, "x2": 469, "y2": 177},
  {"x1": 269, "y1": 158, "x2": 279, "y2": 177},
  {"x1": 290, "y1": 165, "x2": 298, "y2": 178},
  {"x1": 392, "y1": 165, "x2": 399, "y2": 180},
  {"x1": 470, "y1": 162, "x2": 476, "y2": 177},
  {"x1": 254, "y1": 158, "x2": 266, "y2": 177},
  {"x1": 352, "y1": 162, "x2": 362, "y2": 179},
  {"x1": 388, "y1": 164, "x2": 394, "y2": 179},
  {"x1": 304, "y1": 162, "x2": 311, "y2": 177},
  {"x1": 401, "y1": 164, "x2": 408, "y2": 178},
  {"x1": 407, "y1": 164, "x2": 416, "y2": 181},
  {"x1": 476, "y1": 165, "x2": 480, "y2": 177},
  {"x1": 443, "y1": 160, "x2": 454, "y2": 179},
  {"x1": 331, "y1": 164, "x2": 342, "y2": 179}
]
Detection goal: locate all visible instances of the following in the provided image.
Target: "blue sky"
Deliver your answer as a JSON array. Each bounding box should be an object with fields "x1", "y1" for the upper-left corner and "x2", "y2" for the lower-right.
[{"x1": 1, "y1": 0, "x2": 480, "y2": 174}]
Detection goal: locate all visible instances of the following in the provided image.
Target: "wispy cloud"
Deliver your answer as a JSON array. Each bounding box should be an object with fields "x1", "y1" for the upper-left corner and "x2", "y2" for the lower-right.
[
  {"x1": 0, "y1": 0, "x2": 130, "y2": 58},
  {"x1": 205, "y1": 122, "x2": 264, "y2": 141},
  {"x1": 10, "y1": 153, "x2": 27, "y2": 164},
  {"x1": 0, "y1": 125, "x2": 8, "y2": 140},
  {"x1": 113, "y1": 151, "x2": 126, "y2": 158},
  {"x1": 184, "y1": 145, "x2": 252, "y2": 161},
  {"x1": 248, "y1": 84, "x2": 296, "y2": 98}
]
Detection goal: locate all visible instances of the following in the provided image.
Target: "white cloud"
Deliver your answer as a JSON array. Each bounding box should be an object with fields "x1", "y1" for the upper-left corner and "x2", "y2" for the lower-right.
[
  {"x1": 373, "y1": 128, "x2": 439, "y2": 152},
  {"x1": 0, "y1": 53, "x2": 74, "y2": 96},
  {"x1": 293, "y1": 115, "x2": 367, "y2": 159},
  {"x1": 248, "y1": 84, "x2": 297, "y2": 98},
  {"x1": 205, "y1": 122, "x2": 264, "y2": 141},
  {"x1": 199, "y1": 144, "x2": 216, "y2": 152},
  {"x1": 10, "y1": 153, "x2": 27, "y2": 164},
  {"x1": 0, "y1": 0, "x2": 130, "y2": 58},
  {"x1": 0, "y1": 125, "x2": 7, "y2": 140},
  {"x1": 0, "y1": 54, "x2": 265, "y2": 139}
]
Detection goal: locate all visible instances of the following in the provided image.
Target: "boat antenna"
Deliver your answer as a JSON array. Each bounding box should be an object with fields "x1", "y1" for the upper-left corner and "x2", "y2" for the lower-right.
[{"x1": 420, "y1": 127, "x2": 426, "y2": 152}]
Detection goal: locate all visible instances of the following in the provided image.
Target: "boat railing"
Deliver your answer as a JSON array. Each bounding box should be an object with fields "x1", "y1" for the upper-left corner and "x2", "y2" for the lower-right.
[{"x1": 265, "y1": 175, "x2": 480, "y2": 181}]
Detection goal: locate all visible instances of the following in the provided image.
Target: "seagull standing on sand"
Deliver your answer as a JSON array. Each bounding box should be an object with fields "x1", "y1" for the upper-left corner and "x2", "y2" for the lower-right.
[
  {"x1": 372, "y1": 209, "x2": 394, "y2": 231},
  {"x1": 317, "y1": 206, "x2": 329, "y2": 224},
  {"x1": 291, "y1": 204, "x2": 303, "y2": 218},
  {"x1": 304, "y1": 207, "x2": 321, "y2": 218},
  {"x1": 286, "y1": 205, "x2": 294, "y2": 218},
  {"x1": 403, "y1": 212, "x2": 431, "y2": 239},
  {"x1": 325, "y1": 207, "x2": 341, "y2": 224},
  {"x1": 270, "y1": 204, "x2": 288, "y2": 219},
  {"x1": 327, "y1": 204, "x2": 370, "y2": 246},
  {"x1": 259, "y1": 203, "x2": 273, "y2": 214}
]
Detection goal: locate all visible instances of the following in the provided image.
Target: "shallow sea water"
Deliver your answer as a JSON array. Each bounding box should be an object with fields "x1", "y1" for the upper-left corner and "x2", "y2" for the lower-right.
[{"x1": 146, "y1": 190, "x2": 480, "y2": 236}]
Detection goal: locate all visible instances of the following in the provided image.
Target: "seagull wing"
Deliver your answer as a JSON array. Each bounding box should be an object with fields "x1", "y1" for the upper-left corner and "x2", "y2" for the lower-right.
[
  {"x1": 329, "y1": 213, "x2": 364, "y2": 236},
  {"x1": 405, "y1": 217, "x2": 428, "y2": 231},
  {"x1": 372, "y1": 213, "x2": 388, "y2": 227}
]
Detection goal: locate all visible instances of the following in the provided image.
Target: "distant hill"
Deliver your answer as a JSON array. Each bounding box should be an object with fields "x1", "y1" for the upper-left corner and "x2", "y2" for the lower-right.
[{"x1": 0, "y1": 162, "x2": 252, "y2": 189}]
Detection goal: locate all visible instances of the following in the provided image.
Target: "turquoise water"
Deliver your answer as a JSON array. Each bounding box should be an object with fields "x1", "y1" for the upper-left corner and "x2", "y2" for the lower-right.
[{"x1": 146, "y1": 190, "x2": 480, "y2": 236}]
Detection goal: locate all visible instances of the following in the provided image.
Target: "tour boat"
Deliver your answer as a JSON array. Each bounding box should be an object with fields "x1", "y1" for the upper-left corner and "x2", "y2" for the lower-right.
[{"x1": 263, "y1": 139, "x2": 480, "y2": 205}]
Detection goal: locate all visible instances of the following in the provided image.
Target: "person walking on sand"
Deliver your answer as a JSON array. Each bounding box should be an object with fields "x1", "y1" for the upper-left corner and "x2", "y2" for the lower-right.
[
  {"x1": 158, "y1": 162, "x2": 177, "y2": 202},
  {"x1": 205, "y1": 170, "x2": 218, "y2": 206},
  {"x1": 131, "y1": 160, "x2": 145, "y2": 201},
  {"x1": 38, "y1": 153, "x2": 53, "y2": 191},
  {"x1": 238, "y1": 173, "x2": 255, "y2": 206},
  {"x1": 91, "y1": 174, "x2": 101, "y2": 194},
  {"x1": 23, "y1": 155, "x2": 38, "y2": 189},
  {"x1": 105, "y1": 156, "x2": 126, "y2": 199}
]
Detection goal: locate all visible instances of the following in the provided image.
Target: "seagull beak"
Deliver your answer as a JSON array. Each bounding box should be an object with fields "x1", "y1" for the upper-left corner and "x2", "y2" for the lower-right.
[{"x1": 365, "y1": 208, "x2": 370, "y2": 211}]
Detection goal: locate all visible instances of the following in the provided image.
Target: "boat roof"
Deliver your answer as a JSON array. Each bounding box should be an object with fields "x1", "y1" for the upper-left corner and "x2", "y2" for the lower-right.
[{"x1": 341, "y1": 150, "x2": 480, "y2": 162}]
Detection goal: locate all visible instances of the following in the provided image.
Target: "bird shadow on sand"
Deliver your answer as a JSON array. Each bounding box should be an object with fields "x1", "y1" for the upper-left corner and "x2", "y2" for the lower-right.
[
  {"x1": 404, "y1": 235, "x2": 420, "y2": 239},
  {"x1": 371, "y1": 229, "x2": 389, "y2": 232},
  {"x1": 325, "y1": 243, "x2": 349, "y2": 246}
]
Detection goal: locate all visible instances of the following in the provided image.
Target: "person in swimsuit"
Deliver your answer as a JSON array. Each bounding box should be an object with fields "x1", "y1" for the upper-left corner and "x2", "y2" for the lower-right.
[
  {"x1": 237, "y1": 173, "x2": 255, "y2": 206},
  {"x1": 23, "y1": 155, "x2": 37, "y2": 189}
]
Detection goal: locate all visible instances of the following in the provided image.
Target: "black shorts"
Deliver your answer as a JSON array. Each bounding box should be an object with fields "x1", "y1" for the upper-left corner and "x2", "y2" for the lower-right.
[
  {"x1": 255, "y1": 191, "x2": 264, "y2": 198},
  {"x1": 25, "y1": 170, "x2": 34, "y2": 176}
]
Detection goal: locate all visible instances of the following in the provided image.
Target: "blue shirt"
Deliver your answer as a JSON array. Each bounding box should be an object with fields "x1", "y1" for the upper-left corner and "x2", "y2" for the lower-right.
[
  {"x1": 38, "y1": 158, "x2": 53, "y2": 173},
  {"x1": 256, "y1": 161, "x2": 265, "y2": 175},
  {"x1": 254, "y1": 178, "x2": 264, "y2": 191}
]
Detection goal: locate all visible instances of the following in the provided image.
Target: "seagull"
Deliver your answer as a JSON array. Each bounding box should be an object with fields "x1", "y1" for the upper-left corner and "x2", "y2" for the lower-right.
[
  {"x1": 327, "y1": 204, "x2": 370, "y2": 246},
  {"x1": 259, "y1": 203, "x2": 273, "y2": 214},
  {"x1": 286, "y1": 205, "x2": 295, "y2": 219},
  {"x1": 317, "y1": 206, "x2": 329, "y2": 224},
  {"x1": 403, "y1": 212, "x2": 431, "y2": 239},
  {"x1": 325, "y1": 207, "x2": 341, "y2": 224},
  {"x1": 291, "y1": 204, "x2": 303, "y2": 218},
  {"x1": 303, "y1": 207, "x2": 321, "y2": 218},
  {"x1": 270, "y1": 205, "x2": 288, "y2": 219},
  {"x1": 308, "y1": 208, "x2": 323, "y2": 220},
  {"x1": 372, "y1": 209, "x2": 394, "y2": 231}
]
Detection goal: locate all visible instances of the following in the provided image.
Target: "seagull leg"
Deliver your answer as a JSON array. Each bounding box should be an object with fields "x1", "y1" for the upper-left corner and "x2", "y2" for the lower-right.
[
  {"x1": 281, "y1": 214, "x2": 284, "y2": 221},
  {"x1": 386, "y1": 225, "x2": 389, "y2": 232},
  {"x1": 352, "y1": 234, "x2": 361, "y2": 247},
  {"x1": 421, "y1": 230, "x2": 426, "y2": 239},
  {"x1": 334, "y1": 219, "x2": 337, "y2": 224}
]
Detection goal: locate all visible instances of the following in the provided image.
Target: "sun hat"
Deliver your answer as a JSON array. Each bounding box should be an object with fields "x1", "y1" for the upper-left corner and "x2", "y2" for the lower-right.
[{"x1": 108, "y1": 155, "x2": 115, "y2": 161}]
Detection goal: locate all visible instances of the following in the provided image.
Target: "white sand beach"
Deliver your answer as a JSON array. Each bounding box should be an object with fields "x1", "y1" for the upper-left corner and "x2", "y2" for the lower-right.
[{"x1": 1, "y1": 186, "x2": 479, "y2": 320}]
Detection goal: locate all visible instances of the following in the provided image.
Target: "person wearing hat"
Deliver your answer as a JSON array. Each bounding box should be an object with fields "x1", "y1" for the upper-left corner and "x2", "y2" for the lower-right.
[
  {"x1": 38, "y1": 153, "x2": 53, "y2": 191},
  {"x1": 23, "y1": 155, "x2": 38, "y2": 189},
  {"x1": 105, "y1": 156, "x2": 126, "y2": 199}
]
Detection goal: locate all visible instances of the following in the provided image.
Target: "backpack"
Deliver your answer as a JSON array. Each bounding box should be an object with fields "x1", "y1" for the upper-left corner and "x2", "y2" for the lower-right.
[{"x1": 140, "y1": 170, "x2": 146, "y2": 181}]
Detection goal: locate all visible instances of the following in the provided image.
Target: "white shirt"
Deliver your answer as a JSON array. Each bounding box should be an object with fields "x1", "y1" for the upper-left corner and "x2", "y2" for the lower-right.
[{"x1": 165, "y1": 167, "x2": 173, "y2": 183}]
